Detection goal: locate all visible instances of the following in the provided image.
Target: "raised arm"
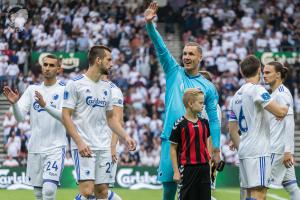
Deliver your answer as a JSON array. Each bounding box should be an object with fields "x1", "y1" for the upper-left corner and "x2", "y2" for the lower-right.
[
  {"x1": 144, "y1": 1, "x2": 179, "y2": 75},
  {"x1": 3, "y1": 86, "x2": 29, "y2": 122}
]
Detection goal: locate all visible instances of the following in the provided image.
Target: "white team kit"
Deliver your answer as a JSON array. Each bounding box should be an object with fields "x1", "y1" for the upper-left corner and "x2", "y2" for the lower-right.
[
  {"x1": 268, "y1": 84, "x2": 297, "y2": 188},
  {"x1": 106, "y1": 81, "x2": 124, "y2": 185},
  {"x1": 229, "y1": 83, "x2": 273, "y2": 188},
  {"x1": 15, "y1": 81, "x2": 67, "y2": 187},
  {"x1": 63, "y1": 74, "x2": 114, "y2": 184}
]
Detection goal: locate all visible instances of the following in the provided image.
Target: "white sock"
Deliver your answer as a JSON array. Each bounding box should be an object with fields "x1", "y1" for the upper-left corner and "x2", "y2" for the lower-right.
[
  {"x1": 284, "y1": 181, "x2": 300, "y2": 200},
  {"x1": 108, "y1": 190, "x2": 122, "y2": 200},
  {"x1": 34, "y1": 187, "x2": 43, "y2": 200},
  {"x1": 240, "y1": 188, "x2": 247, "y2": 200},
  {"x1": 42, "y1": 181, "x2": 57, "y2": 200}
]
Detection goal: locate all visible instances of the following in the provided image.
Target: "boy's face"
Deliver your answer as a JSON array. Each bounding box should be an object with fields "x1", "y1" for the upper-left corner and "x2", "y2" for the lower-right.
[{"x1": 190, "y1": 94, "x2": 204, "y2": 113}]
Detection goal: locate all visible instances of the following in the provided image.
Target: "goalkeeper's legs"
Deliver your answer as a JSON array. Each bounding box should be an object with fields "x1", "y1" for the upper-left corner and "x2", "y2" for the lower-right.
[{"x1": 162, "y1": 182, "x2": 177, "y2": 200}]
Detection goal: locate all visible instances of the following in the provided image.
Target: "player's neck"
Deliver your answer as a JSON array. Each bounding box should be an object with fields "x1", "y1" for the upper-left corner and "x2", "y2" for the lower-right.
[
  {"x1": 185, "y1": 68, "x2": 199, "y2": 76},
  {"x1": 43, "y1": 78, "x2": 57, "y2": 86},
  {"x1": 246, "y1": 75, "x2": 259, "y2": 84},
  {"x1": 271, "y1": 81, "x2": 283, "y2": 92},
  {"x1": 101, "y1": 75, "x2": 108, "y2": 81},
  {"x1": 85, "y1": 67, "x2": 102, "y2": 82},
  {"x1": 185, "y1": 109, "x2": 198, "y2": 123}
]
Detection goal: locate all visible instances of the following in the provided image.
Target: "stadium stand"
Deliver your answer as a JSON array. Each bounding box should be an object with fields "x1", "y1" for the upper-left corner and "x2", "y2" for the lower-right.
[{"x1": 0, "y1": 0, "x2": 300, "y2": 166}]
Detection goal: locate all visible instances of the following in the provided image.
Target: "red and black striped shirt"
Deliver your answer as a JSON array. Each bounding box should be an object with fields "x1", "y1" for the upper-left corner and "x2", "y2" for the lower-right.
[{"x1": 169, "y1": 116, "x2": 211, "y2": 166}]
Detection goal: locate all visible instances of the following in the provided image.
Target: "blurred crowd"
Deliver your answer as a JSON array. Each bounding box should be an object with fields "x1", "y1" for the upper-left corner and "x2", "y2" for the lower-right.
[{"x1": 1, "y1": 0, "x2": 300, "y2": 167}]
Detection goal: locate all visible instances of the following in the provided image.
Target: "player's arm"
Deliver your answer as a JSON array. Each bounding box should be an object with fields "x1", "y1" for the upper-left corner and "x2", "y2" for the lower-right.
[
  {"x1": 254, "y1": 86, "x2": 288, "y2": 118},
  {"x1": 111, "y1": 105, "x2": 124, "y2": 163},
  {"x1": 62, "y1": 81, "x2": 92, "y2": 157},
  {"x1": 144, "y1": 1, "x2": 179, "y2": 75},
  {"x1": 170, "y1": 143, "x2": 180, "y2": 183},
  {"x1": 106, "y1": 110, "x2": 136, "y2": 151},
  {"x1": 229, "y1": 121, "x2": 240, "y2": 149},
  {"x1": 3, "y1": 86, "x2": 30, "y2": 122},
  {"x1": 204, "y1": 87, "x2": 221, "y2": 151},
  {"x1": 62, "y1": 107, "x2": 92, "y2": 157},
  {"x1": 34, "y1": 91, "x2": 62, "y2": 121},
  {"x1": 264, "y1": 100, "x2": 288, "y2": 118},
  {"x1": 169, "y1": 121, "x2": 181, "y2": 183}
]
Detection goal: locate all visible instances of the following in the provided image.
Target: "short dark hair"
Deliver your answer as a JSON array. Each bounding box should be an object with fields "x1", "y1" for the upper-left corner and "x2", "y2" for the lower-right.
[
  {"x1": 184, "y1": 42, "x2": 202, "y2": 55},
  {"x1": 43, "y1": 54, "x2": 60, "y2": 66},
  {"x1": 267, "y1": 61, "x2": 289, "y2": 81},
  {"x1": 240, "y1": 55, "x2": 261, "y2": 78},
  {"x1": 88, "y1": 45, "x2": 111, "y2": 65}
]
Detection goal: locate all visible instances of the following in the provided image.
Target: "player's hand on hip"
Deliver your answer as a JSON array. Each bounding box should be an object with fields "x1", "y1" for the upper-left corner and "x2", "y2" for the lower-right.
[
  {"x1": 34, "y1": 91, "x2": 46, "y2": 108},
  {"x1": 3, "y1": 86, "x2": 20, "y2": 104},
  {"x1": 229, "y1": 141, "x2": 236, "y2": 151},
  {"x1": 283, "y1": 152, "x2": 294, "y2": 168},
  {"x1": 78, "y1": 141, "x2": 92, "y2": 157},
  {"x1": 144, "y1": 1, "x2": 158, "y2": 23},
  {"x1": 173, "y1": 171, "x2": 181, "y2": 183},
  {"x1": 125, "y1": 136, "x2": 136, "y2": 151}
]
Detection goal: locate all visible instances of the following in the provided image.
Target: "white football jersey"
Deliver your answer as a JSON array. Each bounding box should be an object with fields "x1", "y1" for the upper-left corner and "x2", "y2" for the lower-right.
[
  {"x1": 98, "y1": 81, "x2": 124, "y2": 149},
  {"x1": 269, "y1": 84, "x2": 294, "y2": 154},
  {"x1": 229, "y1": 83, "x2": 273, "y2": 159},
  {"x1": 17, "y1": 81, "x2": 67, "y2": 153},
  {"x1": 63, "y1": 74, "x2": 113, "y2": 150}
]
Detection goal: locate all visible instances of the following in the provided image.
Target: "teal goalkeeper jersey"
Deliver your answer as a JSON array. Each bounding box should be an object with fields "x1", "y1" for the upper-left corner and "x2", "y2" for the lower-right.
[{"x1": 146, "y1": 23, "x2": 221, "y2": 148}]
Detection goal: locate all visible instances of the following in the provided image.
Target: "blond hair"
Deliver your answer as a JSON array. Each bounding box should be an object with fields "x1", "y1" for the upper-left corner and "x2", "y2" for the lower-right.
[{"x1": 183, "y1": 88, "x2": 204, "y2": 108}]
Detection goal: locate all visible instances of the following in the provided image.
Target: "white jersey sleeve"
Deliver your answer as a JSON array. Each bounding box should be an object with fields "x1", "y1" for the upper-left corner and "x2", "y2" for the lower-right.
[
  {"x1": 63, "y1": 80, "x2": 77, "y2": 109},
  {"x1": 111, "y1": 87, "x2": 124, "y2": 108},
  {"x1": 252, "y1": 85, "x2": 272, "y2": 108},
  {"x1": 228, "y1": 98, "x2": 237, "y2": 122},
  {"x1": 13, "y1": 86, "x2": 32, "y2": 121}
]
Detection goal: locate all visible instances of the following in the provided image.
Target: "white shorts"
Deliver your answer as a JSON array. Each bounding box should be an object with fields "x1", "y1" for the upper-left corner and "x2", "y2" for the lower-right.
[
  {"x1": 27, "y1": 147, "x2": 66, "y2": 187},
  {"x1": 239, "y1": 156, "x2": 271, "y2": 188},
  {"x1": 269, "y1": 153, "x2": 297, "y2": 188},
  {"x1": 72, "y1": 149, "x2": 112, "y2": 184}
]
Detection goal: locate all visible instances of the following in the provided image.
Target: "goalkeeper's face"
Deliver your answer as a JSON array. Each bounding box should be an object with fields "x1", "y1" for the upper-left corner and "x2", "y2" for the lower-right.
[{"x1": 182, "y1": 45, "x2": 202, "y2": 72}]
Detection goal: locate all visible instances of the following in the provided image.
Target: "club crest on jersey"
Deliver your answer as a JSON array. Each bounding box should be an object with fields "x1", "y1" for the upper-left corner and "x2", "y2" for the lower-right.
[
  {"x1": 86, "y1": 96, "x2": 107, "y2": 107},
  {"x1": 261, "y1": 93, "x2": 271, "y2": 101},
  {"x1": 53, "y1": 94, "x2": 59, "y2": 100},
  {"x1": 33, "y1": 101, "x2": 45, "y2": 112},
  {"x1": 103, "y1": 90, "x2": 108, "y2": 96}
]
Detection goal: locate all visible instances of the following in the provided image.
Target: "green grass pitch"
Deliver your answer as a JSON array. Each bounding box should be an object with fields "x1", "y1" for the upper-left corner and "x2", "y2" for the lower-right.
[{"x1": 0, "y1": 188, "x2": 290, "y2": 200}]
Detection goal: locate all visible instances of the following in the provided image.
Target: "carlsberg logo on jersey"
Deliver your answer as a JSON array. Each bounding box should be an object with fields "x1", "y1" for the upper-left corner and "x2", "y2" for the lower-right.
[
  {"x1": 116, "y1": 168, "x2": 162, "y2": 190},
  {"x1": 85, "y1": 96, "x2": 107, "y2": 107}
]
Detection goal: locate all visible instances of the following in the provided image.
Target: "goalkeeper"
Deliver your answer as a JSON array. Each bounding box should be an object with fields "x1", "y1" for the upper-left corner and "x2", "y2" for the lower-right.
[{"x1": 144, "y1": 2, "x2": 221, "y2": 200}]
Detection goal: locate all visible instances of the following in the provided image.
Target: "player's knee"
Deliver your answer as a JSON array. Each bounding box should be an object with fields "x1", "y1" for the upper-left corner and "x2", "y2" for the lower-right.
[
  {"x1": 81, "y1": 188, "x2": 94, "y2": 197},
  {"x1": 95, "y1": 184, "x2": 108, "y2": 198},
  {"x1": 42, "y1": 182, "x2": 57, "y2": 199},
  {"x1": 34, "y1": 187, "x2": 43, "y2": 200}
]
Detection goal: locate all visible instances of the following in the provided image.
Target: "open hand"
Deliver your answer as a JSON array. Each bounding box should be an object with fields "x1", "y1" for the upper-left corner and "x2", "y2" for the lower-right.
[
  {"x1": 3, "y1": 86, "x2": 20, "y2": 104},
  {"x1": 35, "y1": 91, "x2": 46, "y2": 108},
  {"x1": 144, "y1": 1, "x2": 158, "y2": 23}
]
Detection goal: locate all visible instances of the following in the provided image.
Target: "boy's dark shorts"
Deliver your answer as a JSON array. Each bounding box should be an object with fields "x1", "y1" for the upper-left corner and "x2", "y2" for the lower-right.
[{"x1": 178, "y1": 163, "x2": 211, "y2": 200}]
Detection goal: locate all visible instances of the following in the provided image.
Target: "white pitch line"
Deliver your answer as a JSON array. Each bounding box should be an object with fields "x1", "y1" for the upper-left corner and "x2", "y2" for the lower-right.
[
  {"x1": 266, "y1": 194, "x2": 288, "y2": 200},
  {"x1": 214, "y1": 189, "x2": 288, "y2": 200}
]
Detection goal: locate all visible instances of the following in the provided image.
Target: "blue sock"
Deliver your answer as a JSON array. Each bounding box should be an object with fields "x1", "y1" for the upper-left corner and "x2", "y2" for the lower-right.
[
  {"x1": 74, "y1": 194, "x2": 95, "y2": 200},
  {"x1": 246, "y1": 198, "x2": 256, "y2": 200},
  {"x1": 162, "y1": 182, "x2": 177, "y2": 200}
]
